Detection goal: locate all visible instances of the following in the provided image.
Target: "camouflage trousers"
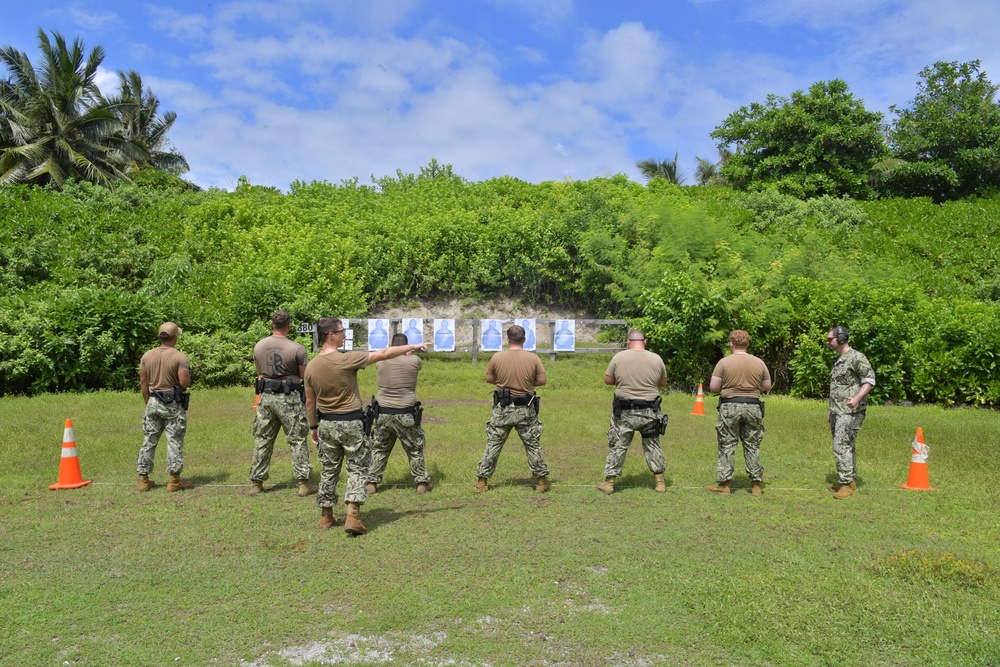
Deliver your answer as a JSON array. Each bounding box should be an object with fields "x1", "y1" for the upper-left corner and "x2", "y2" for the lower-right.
[
  {"x1": 137, "y1": 396, "x2": 187, "y2": 475},
  {"x1": 476, "y1": 404, "x2": 548, "y2": 479},
  {"x1": 715, "y1": 402, "x2": 765, "y2": 483},
  {"x1": 367, "y1": 412, "x2": 430, "y2": 485},
  {"x1": 604, "y1": 407, "x2": 665, "y2": 477},
  {"x1": 831, "y1": 411, "x2": 866, "y2": 484},
  {"x1": 316, "y1": 418, "x2": 369, "y2": 508},
  {"x1": 250, "y1": 392, "x2": 312, "y2": 482}
]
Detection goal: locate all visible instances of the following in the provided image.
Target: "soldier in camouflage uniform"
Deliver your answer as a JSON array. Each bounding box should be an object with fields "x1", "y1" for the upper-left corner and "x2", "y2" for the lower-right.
[
  {"x1": 136, "y1": 322, "x2": 194, "y2": 492},
  {"x1": 827, "y1": 326, "x2": 876, "y2": 500},
  {"x1": 597, "y1": 330, "x2": 668, "y2": 494},
  {"x1": 706, "y1": 330, "x2": 772, "y2": 495},
  {"x1": 475, "y1": 325, "x2": 549, "y2": 492},
  {"x1": 366, "y1": 333, "x2": 431, "y2": 495},
  {"x1": 245, "y1": 310, "x2": 315, "y2": 497},
  {"x1": 305, "y1": 318, "x2": 427, "y2": 535}
]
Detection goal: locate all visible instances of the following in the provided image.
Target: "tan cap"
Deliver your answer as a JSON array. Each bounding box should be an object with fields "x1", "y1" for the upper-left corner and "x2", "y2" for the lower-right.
[{"x1": 158, "y1": 322, "x2": 183, "y2": 338}]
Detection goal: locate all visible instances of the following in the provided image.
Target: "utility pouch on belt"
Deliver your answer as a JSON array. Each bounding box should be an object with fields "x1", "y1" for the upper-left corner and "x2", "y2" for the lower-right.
[
  {"x1": 413, "y1": 401, "x2": 423, "y2": 426},
  {"x1": 255, "y1": 376, "x2": 266, "y2": 394},
  {"x1": 493, "y1": 388, "x2": 512, "y2": 407}
]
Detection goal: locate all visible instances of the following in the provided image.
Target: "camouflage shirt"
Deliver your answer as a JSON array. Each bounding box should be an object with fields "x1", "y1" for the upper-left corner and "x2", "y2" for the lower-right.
[{"x1": 829, "y1": 348, "x2": 876, "y2": 415}]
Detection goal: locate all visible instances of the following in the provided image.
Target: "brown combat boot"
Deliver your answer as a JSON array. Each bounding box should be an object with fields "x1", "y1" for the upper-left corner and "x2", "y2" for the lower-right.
[
  {"x1": 829, "y1": 481, "x2": 857, "y2": 492},
  {"x1": 416, "y1": 482, "x2": 431, "y2": 494},
  {"x1": 137, "y1": 474, "x2": 155, "y2": 492},
  {"x1": 706, "y1": 480, "x2": 731, "y2": 494},
  {"x1": 365, "y1": 482, "x2": 377, "y2": 494},
  {"x1": 319, "y1": 506, "x2": 335, "y2": 529},
  {"x1": 475, "y1": 477, "x2": 489, "y2": 492},
  {"x1": 535, "y1": 476, "x2": 549, "y2": 493},
  {"x1": 833, "y1": 484, "x2": 855, "y2": 500},
  {"x1": 167, "y1": 472, "x2": 194, "y2": 492},
  {"x1": 751, "y1": 480, "x2": 763, "y2": 496},
  {"x1": 344, "y1": 502, "x2": 367, "y2": 535},
  {"x1": 297, "y1": 479, "x2": 318, "y2": 497},
  {"x1": 654, "y1": 473, "x2": 667, "y2": 493},
  {"x1": 596, "y1": 476, "x2": 615, "y2": 495},
  {"x1": 241, "y1": 480, "x2": 264, "y2": 496}
]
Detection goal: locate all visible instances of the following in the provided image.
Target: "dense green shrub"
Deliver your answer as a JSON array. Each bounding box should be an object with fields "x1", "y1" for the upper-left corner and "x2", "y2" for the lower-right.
[{"x1": 1, "y1": 174, "x2": 998, "y2": 404}]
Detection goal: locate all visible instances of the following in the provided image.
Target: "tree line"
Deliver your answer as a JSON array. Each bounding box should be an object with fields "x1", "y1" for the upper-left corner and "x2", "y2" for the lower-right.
[{"x1": 638, "y1": 60, "x2": 1000, "y2": 202}]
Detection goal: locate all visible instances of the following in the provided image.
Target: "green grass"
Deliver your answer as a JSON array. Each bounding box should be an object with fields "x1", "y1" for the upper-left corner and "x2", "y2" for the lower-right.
[{"x1": 1, "y1": 354, "x2": 998, "y2": 666}]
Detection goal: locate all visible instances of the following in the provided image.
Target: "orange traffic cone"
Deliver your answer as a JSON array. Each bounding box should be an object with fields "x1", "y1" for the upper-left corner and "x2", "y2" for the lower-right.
[
  {"x1": 49, "y1": 419, "x2": 92, "y2": 490},
  {"x1": 900, "y1": 427, "x2": 936, "y2": 491},
  {"x1": 691, "y1": 383, "x2": 705, "y2": 415},
  {"x1": 253, "y1": 374, "x2": 261, "y2": 408}
]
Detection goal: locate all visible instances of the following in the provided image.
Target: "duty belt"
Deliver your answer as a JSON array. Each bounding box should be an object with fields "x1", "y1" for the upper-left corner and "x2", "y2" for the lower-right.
[
  {"x1": 718, "y1": 396, "x2": 765, "y2": 419},
  {"x1": 378, "y1": 405, "x2": 415, "y2": 415},
  {"x1": 717, "y1": 397, "x2": 762, "y2": 405},
  {"x1": 614, "y1": 396, "x2": 660, "y2": 411},
  {"x1": 318, "y1": 410, "x2": 365, "y2": 422}
]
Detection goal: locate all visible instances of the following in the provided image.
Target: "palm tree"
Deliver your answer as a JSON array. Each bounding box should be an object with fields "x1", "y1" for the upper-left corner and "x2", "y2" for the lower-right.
[
  {"x1": 0, "y1": 29, "x2": 146, "y2": 187},
  {"x1": 636, "y1": 153, "x2": 686, "y2": 185},
  {"x1": 109, "y1": 70, "x2": 189, "y2": 175},
  {"x1": 694, "y1": 147, "x2": 732, "y2": 186}
]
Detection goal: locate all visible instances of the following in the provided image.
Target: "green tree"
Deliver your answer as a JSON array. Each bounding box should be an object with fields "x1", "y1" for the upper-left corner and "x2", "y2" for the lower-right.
[
  {"x1": 711, "y1": 79, "x2": 886, "y2": 199},
  {"x1": 637, "y1": 153, "x2": 686, "y2": 185},
  {"x1": 0, "y1": 29, "x2": 146, "y2": 187},
  {"x1": 880, "y1": 60, "x2": 1000, "y2": 200},
  {"x1": 109, "y1": 70, "x2": 189, "y2": 175}
]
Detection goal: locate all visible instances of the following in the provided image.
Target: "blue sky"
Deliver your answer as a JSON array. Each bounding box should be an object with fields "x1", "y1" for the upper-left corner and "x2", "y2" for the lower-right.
[{"x1": 4, "y1": 0, "x2": 999, "y2": 190}]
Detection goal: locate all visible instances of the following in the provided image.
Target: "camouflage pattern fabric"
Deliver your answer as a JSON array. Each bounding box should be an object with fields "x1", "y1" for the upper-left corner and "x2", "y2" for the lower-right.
[
  {"x1": 316, "y1": 419, "x2": 369, "y2": 508},
  {"x1": 714, "y1": 402, "x2": 764, "y2": 483},
  {"x1": 476, "y1": 404, "x2": 548, "y2": 479},
  {"x1": 367, "y1": 412, "x2": 430, "y2": 485},
  {"x1": 603, "y1": 407, "x2": 665, "y2": 477},
  {"x1": 830, "y1": 412, "x2": 865, "y2": 484},
  {"x1": 250, "y1": 392, "x2": 312, "y2": 482},
  {"x1": 136, "y1": 396, "x2": 187, "y2": 475},
  {"x1": 829, "y1": 349, "x2": 876, "y2": 415}
]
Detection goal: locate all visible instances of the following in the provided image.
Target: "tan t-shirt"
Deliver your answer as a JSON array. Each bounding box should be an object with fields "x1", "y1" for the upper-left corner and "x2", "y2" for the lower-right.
[
  {"x1": 376, "y1": 355, "x2": 422, "y2": 408},
  {"x1": 712, "y1": 353, "x2": 770, "y2": 399},
  {"x1": 140, "y1": 346, "x2": 190, "y2": 390},
  {"x1": 253, "y1": 335, "x2": 308, "y2": 381},
  {"x1": 486, "y1": 349, "x2": 545, "y2": 395},
  {"x1": 606, "y1": 349, "x2": 666, "y2": 401},
  {"x1": 304, "y1": 350, "x2": 369, "y2": 414}
]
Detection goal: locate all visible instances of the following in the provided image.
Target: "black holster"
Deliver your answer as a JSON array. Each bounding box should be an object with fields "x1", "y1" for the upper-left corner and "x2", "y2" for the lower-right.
[
  {"x1": 413, "y1": 401, "x2": 423, "y2": 426},
  {"x1": 175, "y1": 385, "x2": 191, "y2": 411},
  {"x1": 363, "y1": 397, "x2": 376, "y2": 437}
]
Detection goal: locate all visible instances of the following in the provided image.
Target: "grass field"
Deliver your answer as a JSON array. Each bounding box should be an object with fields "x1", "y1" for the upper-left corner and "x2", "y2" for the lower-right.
[{"x1": 1, "y1": 354, "x2": 998, "y2": 667}]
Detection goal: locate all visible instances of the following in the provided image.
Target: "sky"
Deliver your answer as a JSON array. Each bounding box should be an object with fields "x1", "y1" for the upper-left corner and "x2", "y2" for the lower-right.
[{"x1": 4, "y1": 0, "x2": 999, "y2": 191}]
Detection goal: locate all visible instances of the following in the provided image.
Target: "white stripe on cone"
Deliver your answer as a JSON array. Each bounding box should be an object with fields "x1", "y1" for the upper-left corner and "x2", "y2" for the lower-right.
[
  {"x1": 61, "y1": 447, "x2": 78, "y2": 458},
  {"x1": 64, "y1": 427, "x2": 75, "y2": 442}
]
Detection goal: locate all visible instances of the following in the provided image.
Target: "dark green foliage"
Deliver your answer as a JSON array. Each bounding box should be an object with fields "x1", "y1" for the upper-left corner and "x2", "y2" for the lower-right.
[
  {"x1": 882, "y1": 61, "x2": 1000, "y2": 201},
  {"x1": 711, "y1": 79, "x2": 887, "y2": 199},
  {"x1": 0, "y1": 171, "x2": 998, "y2": 406}
]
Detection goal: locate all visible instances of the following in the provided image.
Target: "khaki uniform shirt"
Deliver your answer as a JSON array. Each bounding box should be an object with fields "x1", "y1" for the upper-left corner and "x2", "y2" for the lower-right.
[
  {"x1": 253, "y1": 335, "x2": 308, "y2": 381},
  {"x1": 486, "y1": 349, "x2": 545, "y2": 395},
  {"x1": 606, "y1": 349, "x2": 666, "y2": 401},
  {"x1": 376, "y1": 355, "x2": 422, "y2": 408},
  {"x1": 140, "y1": 346, "x2": 190, "y2": 391},
  {"x1": 305, "y1": 350, "x2": 369, "y2": 414},
  {"x1": 712, "y1": 353, "x2": 770, "y2": 399}
]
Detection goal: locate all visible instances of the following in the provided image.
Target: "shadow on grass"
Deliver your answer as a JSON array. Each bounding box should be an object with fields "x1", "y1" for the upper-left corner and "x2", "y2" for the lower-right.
[
  {"x1": 362, "y1": 502, "x2": 466, "y2": 534},
  {"x1": 190, "y1": 471, "x2": 232, "y2": 485},
  {"x1": 824, "y1": 472, "x2": 864, "y2": 488},
  {"x1": 616, "y1": 471, "x2": 672, "y2": 491}
]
